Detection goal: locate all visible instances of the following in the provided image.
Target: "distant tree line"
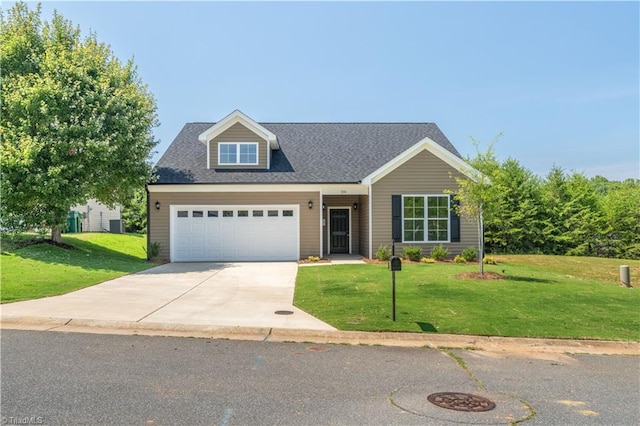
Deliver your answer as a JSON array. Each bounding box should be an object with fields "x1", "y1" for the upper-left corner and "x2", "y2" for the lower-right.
[{"x1": 465, "y1": 147, "x2": 640, "y2": 260}]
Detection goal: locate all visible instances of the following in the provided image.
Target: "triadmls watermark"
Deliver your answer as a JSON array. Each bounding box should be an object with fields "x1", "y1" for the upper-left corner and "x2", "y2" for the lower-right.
[{"x1": 1, "y1": 416, "x2": 45, "y2": 425}]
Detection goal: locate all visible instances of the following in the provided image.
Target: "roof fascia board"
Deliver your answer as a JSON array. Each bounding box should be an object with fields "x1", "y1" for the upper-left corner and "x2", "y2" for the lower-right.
[
  {"x1": 360, "y1": 137, "x2": 480, "y2": 185},
  {"x1": 197, "y1": 109, "x2": 280, "y2": 150},
  {"x1": 148, "y1": 183, "x2": 368, "y2": 194}
]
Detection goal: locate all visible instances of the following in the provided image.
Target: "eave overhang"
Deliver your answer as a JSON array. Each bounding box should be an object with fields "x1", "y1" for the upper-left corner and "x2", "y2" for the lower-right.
[{"x1": 360, "y1": 136, "x2": 482, "y2": 185}]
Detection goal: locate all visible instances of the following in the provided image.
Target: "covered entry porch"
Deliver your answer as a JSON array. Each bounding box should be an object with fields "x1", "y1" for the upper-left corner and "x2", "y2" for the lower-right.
[{"x1": 320, "y1": 186, "x2": 370, "y2": 258}]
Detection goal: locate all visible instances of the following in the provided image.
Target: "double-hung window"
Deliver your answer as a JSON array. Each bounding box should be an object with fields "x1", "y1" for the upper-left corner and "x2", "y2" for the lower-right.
[
  {"x1": 402, "y1": 195, "x2": 450, "y2": 242},
  {"x1": 218, "y1": 143, "x2": 258, "y2": 165}
]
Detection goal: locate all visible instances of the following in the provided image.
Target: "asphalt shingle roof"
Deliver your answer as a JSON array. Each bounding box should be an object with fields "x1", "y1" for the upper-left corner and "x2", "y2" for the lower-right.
[{"x1": 154, "y1": 122, "x2": 461, "y2": 184}]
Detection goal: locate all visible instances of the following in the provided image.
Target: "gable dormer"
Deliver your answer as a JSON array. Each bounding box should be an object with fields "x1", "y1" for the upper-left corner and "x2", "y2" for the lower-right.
[{"x1": 198, "y1": 110, "x2": 279, "y2": 170}]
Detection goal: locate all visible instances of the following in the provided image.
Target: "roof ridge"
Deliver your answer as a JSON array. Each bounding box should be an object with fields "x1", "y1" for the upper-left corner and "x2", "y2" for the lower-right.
[
  {"x1": 188, "y1": 122, "x2": 437, "y2": 125},
  {"x1": 262, "y1": 122, "x2": 436, "y2": 124}
]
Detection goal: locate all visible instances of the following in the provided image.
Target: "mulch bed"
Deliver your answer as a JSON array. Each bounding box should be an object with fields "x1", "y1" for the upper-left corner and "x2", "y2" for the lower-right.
[
  {"x1": 456, "y1": 271, "x2": 506, "y2": 280},
  {"x1": 3, "y1": 237, "x2": 75, "y2": 251},
  {"x1": 297, "y1": 258, "x2": 331, "y2": 264}
]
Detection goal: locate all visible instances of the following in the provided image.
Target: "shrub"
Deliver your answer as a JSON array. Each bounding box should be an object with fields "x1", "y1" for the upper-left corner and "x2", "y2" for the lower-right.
[
  {"x1": 403, "y1": 246, "x2": 423, "y2": 261},
  {"x1": 145, "y1": 241, "x2": 161, "y2": 260},
  {"x1": 453, "y1": 255, "x2": 466, "y2": 263},
  {"x1": 376, "y1": 245, "x2": 391, "y2": 261},
  {"x1": 483, "y1": 256, "x2": 497, "y2": 265},
  {"x1": 420, "y1": 257, "x2": 435, "y2": 264},
  {"x1": 307, "y1": 255, "x2": 320, "y2": 262},
  {"x1": 430, "y1": 244, "x2": 449, "y2": 261},
  {"x1": 461, "y1": 247, "x2": 478, "y2": 262}
]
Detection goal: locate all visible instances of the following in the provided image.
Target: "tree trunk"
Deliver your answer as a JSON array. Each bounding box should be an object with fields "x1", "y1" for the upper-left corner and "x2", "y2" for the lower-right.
[{"x1": 51, "y1": 227, "x2": 63, "y2": 244}]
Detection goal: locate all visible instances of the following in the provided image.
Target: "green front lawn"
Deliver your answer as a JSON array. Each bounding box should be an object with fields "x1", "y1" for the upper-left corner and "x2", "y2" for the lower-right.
[
  {"x1": 1, "y1": 233, "x2": 156, "y2": 303},
  {"x1": 294, "y1": 256, "x2": 640, "y2": 340}
]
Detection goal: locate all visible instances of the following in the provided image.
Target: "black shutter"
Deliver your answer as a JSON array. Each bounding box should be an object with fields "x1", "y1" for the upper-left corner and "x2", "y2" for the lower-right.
[
  {"x1": 450, "y1": 196, "x2": 461, "y2": 242},
  {"x1": 392, "y1": 195, "x2": 402, "y2": 242}
]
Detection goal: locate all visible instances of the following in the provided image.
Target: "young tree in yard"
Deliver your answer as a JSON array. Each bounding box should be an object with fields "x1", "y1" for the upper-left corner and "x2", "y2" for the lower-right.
[
  {"x1": 450, "y1": 136, "x2": 502, "y2": 276},
  {"x1": 0, "y1": 3, "x2": 158, "y2": 243}
]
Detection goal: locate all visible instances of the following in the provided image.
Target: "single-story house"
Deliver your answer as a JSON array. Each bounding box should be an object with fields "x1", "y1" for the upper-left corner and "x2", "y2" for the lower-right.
[
  {"x1": 148, "y1": 110, "x2": 478, "y2": 262},
  {"x1": 70, "y1": 199, "x2": 123, "y2": 233}
]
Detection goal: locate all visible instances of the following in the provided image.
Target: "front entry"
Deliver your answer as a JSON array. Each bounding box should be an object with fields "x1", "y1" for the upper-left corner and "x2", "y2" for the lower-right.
[{"x1": 329, "y1": 209, "x2": 349, "y2": 254}]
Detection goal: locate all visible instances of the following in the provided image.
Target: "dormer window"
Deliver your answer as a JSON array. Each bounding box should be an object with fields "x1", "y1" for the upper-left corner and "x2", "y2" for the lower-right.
[{"x1": 218, "y1": 142, "x2": 258, "y2": 166}]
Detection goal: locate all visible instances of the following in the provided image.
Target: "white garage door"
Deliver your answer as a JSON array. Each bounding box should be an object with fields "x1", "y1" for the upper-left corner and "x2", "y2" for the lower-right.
[{"x1": 170, "y1": 205, "x2": 299, "y2": 262}]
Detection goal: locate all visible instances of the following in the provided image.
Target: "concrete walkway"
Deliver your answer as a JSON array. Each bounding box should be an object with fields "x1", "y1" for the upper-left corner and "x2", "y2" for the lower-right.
[{"x1": 1, "y1": 262, "x2": 336, "y2": 331}]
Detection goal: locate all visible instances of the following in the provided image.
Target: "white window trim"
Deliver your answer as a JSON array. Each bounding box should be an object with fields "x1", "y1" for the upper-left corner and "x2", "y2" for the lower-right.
[
  {"x1": 401, "y1": 194, "x2": 451, "y2": 244},
  {"x1": 217, "y1": 142, "x2": 259, "y2": 166}
]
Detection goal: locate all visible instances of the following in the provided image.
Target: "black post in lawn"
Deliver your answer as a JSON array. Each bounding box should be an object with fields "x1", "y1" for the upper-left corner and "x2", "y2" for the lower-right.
[
  {"x1": 389, "y1": 241, "x2": 402, "y2": 322},
  {"x1": 392, "y1": 271, "x2": 396, "y2": 322}
]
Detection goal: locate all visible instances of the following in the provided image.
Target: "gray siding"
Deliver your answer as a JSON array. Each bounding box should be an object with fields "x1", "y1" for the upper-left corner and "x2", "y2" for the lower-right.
[
  {"x1": 210, "y1": 123, "x2": 269, "y2": 169},
  {"x1": 149, "y1": 191, "x2": 320, "y2": 260},
  {"x1": 371, "y1": 150, "x2": 478, "y2": 258}
]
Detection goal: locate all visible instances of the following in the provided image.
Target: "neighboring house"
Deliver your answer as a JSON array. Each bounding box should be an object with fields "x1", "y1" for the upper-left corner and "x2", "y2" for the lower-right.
[
  {"x1": 71, "y1": 199, "x2": 122, "y2": 233},
  {"x1": 148, "y1": 110, "x2": 478, "y2": 262}
]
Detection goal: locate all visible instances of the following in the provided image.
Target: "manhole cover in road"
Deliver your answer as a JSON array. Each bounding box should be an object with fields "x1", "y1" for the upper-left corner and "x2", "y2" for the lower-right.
[
  {"x1": 274, "y1": 310, "x2": 294, "y2": 315},
  {"x1": 427, "y1": 392, "x2": 496, "y2": 412}
]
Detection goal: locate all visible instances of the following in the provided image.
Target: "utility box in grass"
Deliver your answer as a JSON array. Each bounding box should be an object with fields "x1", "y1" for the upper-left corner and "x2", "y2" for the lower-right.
[
  {"x1": 67, "y1": 211, "x2": 83, "y2": 233},
  {"x1": 109, "y1": 219, "x2": 125, "y2": 234}
]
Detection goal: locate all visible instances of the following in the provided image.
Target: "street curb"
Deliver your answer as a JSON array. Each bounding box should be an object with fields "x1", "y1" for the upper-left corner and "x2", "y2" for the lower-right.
[{"x1": 2, "y1": 315, "x2": 639, "y2": 355}]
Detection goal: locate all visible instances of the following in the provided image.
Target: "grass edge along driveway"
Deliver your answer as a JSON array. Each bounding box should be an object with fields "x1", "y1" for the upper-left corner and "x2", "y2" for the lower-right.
[
  {"x1": 1, "y1": 233, "x2": 156, "y2": 303},
  {"x1": 294, "y1": 256, "x2": 640, "y2": 341}
]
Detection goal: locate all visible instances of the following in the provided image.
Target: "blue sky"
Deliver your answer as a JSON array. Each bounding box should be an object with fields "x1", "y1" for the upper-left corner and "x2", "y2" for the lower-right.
[{"x1": 23, "y1": 1, "x2": 640, "y2": 180}]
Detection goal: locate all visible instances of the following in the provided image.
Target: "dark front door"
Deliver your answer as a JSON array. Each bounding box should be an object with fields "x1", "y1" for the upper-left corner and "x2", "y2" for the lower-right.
[{"x1": 330, "y1": 209, "x2": 349, "y2": 254}]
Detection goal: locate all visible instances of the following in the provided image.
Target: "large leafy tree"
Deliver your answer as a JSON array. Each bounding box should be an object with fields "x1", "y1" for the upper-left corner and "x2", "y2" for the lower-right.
[
  {"x1": 1, "y1": 2, "x2": 158, "y2": 243},
  {"x1": 540, "y1": 167, "x2": 606, "y2": 257},
  {"x1": 120, "y1": 188, "x2": 148, "y2": 234},
  {"x1": 484, "y1": 158, "x2": 544, "y2": 254},
  {"x1": 600, "y1": 179, "x2": 640, "y2": 259}
]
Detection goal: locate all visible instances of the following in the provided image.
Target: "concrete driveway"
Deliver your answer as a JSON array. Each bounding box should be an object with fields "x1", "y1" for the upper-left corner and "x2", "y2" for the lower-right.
[{"x1": 0, "y1": 263, "x2": 336, "y2": 331}]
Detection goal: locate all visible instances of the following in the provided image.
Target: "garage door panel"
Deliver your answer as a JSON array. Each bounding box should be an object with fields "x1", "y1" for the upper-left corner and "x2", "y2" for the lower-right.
[{"x1": 171, "y1": 205, "x2": 299, "y2": 262}]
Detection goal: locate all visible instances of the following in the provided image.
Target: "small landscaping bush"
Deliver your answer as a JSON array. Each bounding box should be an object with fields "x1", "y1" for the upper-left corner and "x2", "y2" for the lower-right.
[
  {"x1": 403, "y1": 246, "x2": 422, "y2": 261},
  {"x1": 453, "y1": 255, "x2": 466, "y2": 263},
  {"x1": 430, "y1": 244, "x2": 449, "y2": 261},
  {"x1": 483, "y1": 256, "x2": 497, "y2": 265},
  {"x1": 461, "y1": 247, "x2": 478, "y2": 262},
  {"x1": 420, "y1": 257, "x2": 436, "y2": 264},
  {"x1": 376, "y1": 245, "x2": 391, "y2": 261},
  {"x1": 145, "y1": 241, "x2": 161, "y2": 260},
  {"x1": 307, "y1": 255, "x2": 320, "y2": 262}
]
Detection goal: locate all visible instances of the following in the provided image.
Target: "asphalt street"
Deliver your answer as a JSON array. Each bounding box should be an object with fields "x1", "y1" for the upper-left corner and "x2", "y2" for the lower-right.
[{"x1": 1, "y1": 330, "x2": 638, "y2": 425}]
